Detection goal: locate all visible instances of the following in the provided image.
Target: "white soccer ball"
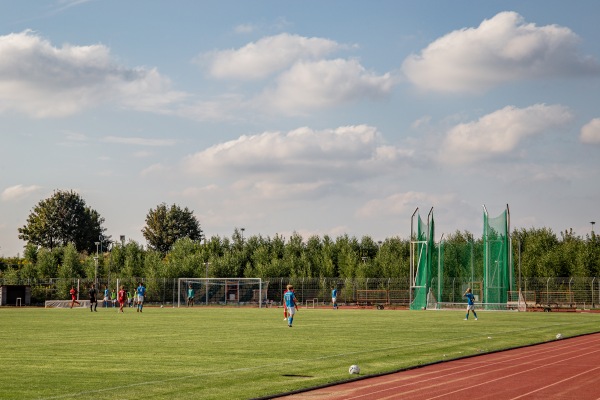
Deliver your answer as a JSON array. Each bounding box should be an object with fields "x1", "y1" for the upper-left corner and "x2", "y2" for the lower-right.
[
  {"x1": 160, "y1": 305, "x2": 164, "y2": 308},
  {"x1": 349, "y1": 364, "x2": 360, "y2": 375},
  {"x1": 556, "y1": 333, "x2": 563, "y2": 340}
]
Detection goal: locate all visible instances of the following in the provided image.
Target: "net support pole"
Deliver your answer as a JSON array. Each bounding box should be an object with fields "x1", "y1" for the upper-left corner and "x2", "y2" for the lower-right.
[
  {"x1": 438, "y1": 233, "x2": 444, "y2": 304},
  {"x1": 259, "y1": 279, "x2": 262, "y2": 308},
  {"x1": 409, "y1": 207, "x2": 418, "y2": 307},
  {"x1": 177, "y1": 279, "x2": 181, "y2": 308},
  {"x1": 426, "y1": 207, "x2": 433, "y2": 307},
  {"x1": 507, "y1": 204, "x2": 513, "y2": 294},
  {"x1": 483, "y1": 204, "x2": 488, "y2": 304}
]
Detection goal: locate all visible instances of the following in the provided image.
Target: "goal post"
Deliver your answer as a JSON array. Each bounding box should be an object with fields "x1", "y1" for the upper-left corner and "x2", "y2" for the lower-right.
[{"x1": 177, "y1": 278, "x2": 267, "y2": 308}]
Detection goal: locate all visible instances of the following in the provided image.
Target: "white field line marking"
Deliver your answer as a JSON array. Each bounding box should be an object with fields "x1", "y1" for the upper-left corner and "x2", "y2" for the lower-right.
[
  {"x1": 342, "y1": 340, "x2": 600, "y2": 400},
  {"x1": 509, "y1": 365, "x2": 600, "y2": 400},
  {"x1": 38, "y1": 323, "x2": 600, "y2": 400},
  {"x1": 421, "y1": 348, "x2": 600, "y2": 400},
  {"x1": 341, "y1": 334, "x2": 600, "y2": 398}
]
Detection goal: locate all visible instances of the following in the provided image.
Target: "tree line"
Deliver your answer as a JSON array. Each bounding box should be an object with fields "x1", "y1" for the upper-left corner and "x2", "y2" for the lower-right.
[{"x1": 0, "y1": 190, "x2": 599, "y2": 282}]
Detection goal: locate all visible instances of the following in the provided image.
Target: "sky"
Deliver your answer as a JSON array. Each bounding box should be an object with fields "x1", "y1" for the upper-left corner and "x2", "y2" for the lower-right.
[{"x1": 1, "y1": 0, "x2": 600, "y2": 257}]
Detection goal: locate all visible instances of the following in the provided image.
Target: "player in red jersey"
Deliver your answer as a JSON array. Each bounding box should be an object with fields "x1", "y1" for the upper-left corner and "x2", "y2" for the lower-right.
[
  {"x1": 118, "y1": 286, "x2": 127, "y2": 313},
  {"x1": 69, "y1": 286, "x2": 81, "y2": 308}
]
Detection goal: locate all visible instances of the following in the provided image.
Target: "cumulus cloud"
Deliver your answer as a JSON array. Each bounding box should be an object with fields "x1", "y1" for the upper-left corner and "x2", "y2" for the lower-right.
[
  {"x1": 257, "y1": 59, "x2": 396, "y2": 115},
  {"x1": 182, "y1": 125, "x2": 411, "y2": 188},
  {"x1": 1, "y1": 184, "x2": 42, "y2": 201},
  {"x1": 402, "y1": 11, "x2": 600, "y2": 93},
  {"x1": 440, "y1": 104, "x2": 572, "y2": 164},
  {"x1": 0, "y1": 30, "x2": 187, "y2": 117},
  {"x1": 200, "y1": 33, "x2": 341, "y2": 80},
  {"x1": 580, "y1": 118, "x2": 600, "y2": 144}
]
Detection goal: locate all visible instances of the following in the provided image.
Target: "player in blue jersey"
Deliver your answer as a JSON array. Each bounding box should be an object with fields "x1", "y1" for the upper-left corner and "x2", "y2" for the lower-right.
[
  {"x1": 283, "y1": 284, "x2": 298, "y2": 327},
  {"x1": 136, "y1": 282, "x2": 146, "y2": 313},
  {"x1": 331, "y1": 287, "x2": 338, "y2": 309},
  {"x1": 187, "y1": 284, "x2": 195, "y2": 307},
  {"x1": 103, "y1": 285, "x2": 110, "y2": 308},
  {"x1": 464, "y1": 288, "x2": 478, "y2": 320}
]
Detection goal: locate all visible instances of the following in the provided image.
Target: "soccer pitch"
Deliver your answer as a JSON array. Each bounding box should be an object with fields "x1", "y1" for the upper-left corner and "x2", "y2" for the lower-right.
[{"x1": 1, "y1": 306, "x2": 599, "y2": 399}]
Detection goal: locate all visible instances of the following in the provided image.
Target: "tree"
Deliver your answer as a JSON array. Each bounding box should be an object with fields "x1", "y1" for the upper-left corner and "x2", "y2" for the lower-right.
[
  {"x1": 142, "y1": 203, "x2": 202, "y2": 254},
  {"x1": 18, "y1": 190, "x2": 105, "y2": 254}
]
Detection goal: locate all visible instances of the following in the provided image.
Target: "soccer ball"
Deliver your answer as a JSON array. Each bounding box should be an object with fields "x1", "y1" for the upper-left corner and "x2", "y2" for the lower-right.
[
  {"x1": 349, "y1": 365, "x2": 360, "y2": 375},
  {"x1": 556, "y1": 333, "x2": 563, "y2": 340}
]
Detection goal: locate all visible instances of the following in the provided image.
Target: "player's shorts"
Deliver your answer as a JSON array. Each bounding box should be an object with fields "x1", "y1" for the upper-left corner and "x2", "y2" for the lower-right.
[
  {"x1": 103, "y1": 296, "x2": 109, "y2": 302},
  {"x1": 71, "y1": 295, "x2": 77, "y2": 300},
  {"x1": 332, "y1": 297, "x2": 337, "y2": 303},
  {"x1": 137, "y1": 295, "x2": 144, "y2": 304},
  {"x1": 467, "y1": 304, "x2": 475, "y2": 311},
  {"x1": 286, "y1": 306, "x2": 296, "y2": 316}
]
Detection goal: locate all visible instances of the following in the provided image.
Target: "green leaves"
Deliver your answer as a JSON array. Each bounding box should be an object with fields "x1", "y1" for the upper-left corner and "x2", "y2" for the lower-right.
[
  {"x1": 142, "y1": 203, "x2": 202, "y2": 254},
  {"x1": 18, "y1": 190, "x2": 105, "y2": 254}
]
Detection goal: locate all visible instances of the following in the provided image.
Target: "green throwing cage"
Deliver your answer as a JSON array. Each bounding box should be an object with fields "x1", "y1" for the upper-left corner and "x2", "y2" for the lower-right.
[
  {"x1": 410, "y1": 207, "x2": 435, "y2": 310},
  {"x1": 483, "y1": 204, "x2": 514, "y2": 305}
]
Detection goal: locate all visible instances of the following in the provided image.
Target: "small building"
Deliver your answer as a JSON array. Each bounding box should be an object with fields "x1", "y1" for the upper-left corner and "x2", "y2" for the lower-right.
[{"x1": 0, "y1": 285, "x2": 31, "y2": 306}]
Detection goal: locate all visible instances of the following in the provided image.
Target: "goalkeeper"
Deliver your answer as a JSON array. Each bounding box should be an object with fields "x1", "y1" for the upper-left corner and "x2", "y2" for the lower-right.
[{"x1": 187, "y1": 284, "x2": 195, "y2": 307}]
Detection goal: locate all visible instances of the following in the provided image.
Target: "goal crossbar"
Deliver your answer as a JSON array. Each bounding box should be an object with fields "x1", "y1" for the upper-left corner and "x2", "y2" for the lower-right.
[{"x1": 177, "y1": 278, "x2": 266, "y2": 308}]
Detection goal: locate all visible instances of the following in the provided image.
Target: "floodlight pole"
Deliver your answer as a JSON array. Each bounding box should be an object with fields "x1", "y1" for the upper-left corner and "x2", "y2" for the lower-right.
[{"x1": 591, "y1": 221, "x2": 596, "y2": 235}]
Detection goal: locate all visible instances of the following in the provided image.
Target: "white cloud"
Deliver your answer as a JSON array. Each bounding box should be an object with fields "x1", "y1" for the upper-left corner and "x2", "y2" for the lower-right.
[
  {"x1": 1, "y1": 184, "x2": 42, "y2": 201},
  {"x1": 103, "y1": 136, "x2": 177, "y2": 146},
  {"x1": 402, "y1": 11, "x2": 600, "y2": 93},
  {"x1": 440, "y1": 104, "x2": 572, "y2": 165},
  {"x1": 140, "y1": 163, "x2": 170, "y2": 177},
  {"x1": 357, "y1": 191, "x2": 442, "y2": 218},
  {"x1": 234, "y1": 23, "x2": 257, "y2": 34},
  {"x1": 257, "y1": 59, "x2": 396, "y2": 115},
  {"x1": 0, "y1": 30, "x2": 187, "y2": 118},
  {"x1": 183, "y1": 125, "x2": 411, "y2": 191},
  {"x1": 200, "y1": 33, "x2": 341, "y2": 80},
  {"x1": 580, "y1": 118, "x2": 600, "y2": 144}
]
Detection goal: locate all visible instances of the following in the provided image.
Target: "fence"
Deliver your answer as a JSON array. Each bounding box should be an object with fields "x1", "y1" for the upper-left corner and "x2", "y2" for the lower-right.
[
  {"x1": 431, "y1": 277, "x2": 600, "y2": 309},
  {"x1": 2, "y1": 277, "x2": 600, "y2": 309}
]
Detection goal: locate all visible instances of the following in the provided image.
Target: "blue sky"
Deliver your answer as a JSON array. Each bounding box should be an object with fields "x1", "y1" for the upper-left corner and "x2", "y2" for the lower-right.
[{"x1": 1, "y1": 0, "x2": 599, "y2": 257}]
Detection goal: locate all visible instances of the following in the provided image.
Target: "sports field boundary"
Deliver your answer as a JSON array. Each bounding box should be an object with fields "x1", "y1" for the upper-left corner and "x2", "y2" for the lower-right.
[{"x1": 256, "y1": 331, "x2": 600, "y2": 400}]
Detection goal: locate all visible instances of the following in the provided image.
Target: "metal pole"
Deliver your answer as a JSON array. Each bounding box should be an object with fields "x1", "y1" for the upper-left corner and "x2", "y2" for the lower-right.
[
  {"x1": 438, "y1": 233, "x2": 444, "y2": 304},
  {"x1": 592, "y1": 277, "x2": 596, "y2": 308},
  {"x1": 410, "y1": 207, "x2": 418, "y2": 307},
  {"x1": 507, "y1": 204, "x2": 512, "y2": 294},
  {"x1": 94, "y1": 241, "x2": 100, "y2": 286},
  {"x1": 483, "y1": 205, "x2": 488, "y2": 303}
]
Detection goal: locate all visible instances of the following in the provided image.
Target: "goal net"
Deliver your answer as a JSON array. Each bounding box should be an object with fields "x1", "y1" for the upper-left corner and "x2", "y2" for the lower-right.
[{"x1": 177, "y1": 278, "x2": 267, "y2": 308}]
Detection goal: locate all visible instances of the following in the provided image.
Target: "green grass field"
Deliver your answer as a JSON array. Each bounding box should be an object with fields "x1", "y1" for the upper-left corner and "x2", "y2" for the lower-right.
[{"x1": 1, "y1": 306, "x2": 599, "y2": 400}]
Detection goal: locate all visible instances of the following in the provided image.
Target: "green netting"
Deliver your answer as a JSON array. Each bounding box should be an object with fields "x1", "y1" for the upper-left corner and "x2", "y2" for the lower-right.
[
  {"x1": 411, "y1": 207, "x2": 514, "y2": 311},
  {"x1": 483, "y1": 209, "x2": 513, "y2": 305},
  {"x1": 410, "y1": 213, "x2": 434, "y2": 310}
]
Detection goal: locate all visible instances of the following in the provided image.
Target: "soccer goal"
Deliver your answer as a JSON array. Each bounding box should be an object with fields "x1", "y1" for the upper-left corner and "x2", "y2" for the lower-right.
[{"x1": 177, "y1": 278, "x2": 267, "y2": 308}]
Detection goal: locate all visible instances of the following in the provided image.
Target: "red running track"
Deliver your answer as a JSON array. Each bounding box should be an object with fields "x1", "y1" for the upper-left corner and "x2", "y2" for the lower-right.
[{"x1": 280, "y1": 333, "x2": 600, "y2": 400}]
